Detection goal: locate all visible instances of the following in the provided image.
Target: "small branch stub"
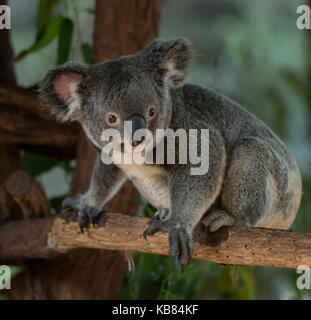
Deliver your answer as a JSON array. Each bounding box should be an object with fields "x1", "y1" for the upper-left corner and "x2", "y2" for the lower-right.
[{"x1": 6, "y1": 170, "x2": 50, "y2": 218}]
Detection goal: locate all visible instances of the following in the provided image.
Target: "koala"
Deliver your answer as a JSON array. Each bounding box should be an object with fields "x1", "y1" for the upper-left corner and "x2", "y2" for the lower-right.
[{"x1": 40, "y1": 39, "x2": 302, "y2": 269}]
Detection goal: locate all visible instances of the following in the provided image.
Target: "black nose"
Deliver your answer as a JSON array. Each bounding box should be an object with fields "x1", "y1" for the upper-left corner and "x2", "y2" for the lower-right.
[{"x1": 126, "y1": 115, "x2": 146, "y2": 144}]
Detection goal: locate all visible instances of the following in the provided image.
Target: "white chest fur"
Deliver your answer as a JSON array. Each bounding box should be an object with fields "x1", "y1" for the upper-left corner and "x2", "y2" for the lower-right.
[{"x1": 118, "y1": 163, "x2": 171, "y2": 209}]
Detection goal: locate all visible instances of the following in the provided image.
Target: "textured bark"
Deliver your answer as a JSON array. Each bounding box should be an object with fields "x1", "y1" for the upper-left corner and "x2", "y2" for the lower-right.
[
  {"x1": 1, "y1": 212, "x2": 311, "y2": 270},
  {"x1": 0, "y1": 85, "x2": 79, "y2": 159},
  {"x1": 0, "y1": 1, "x2": 16, "y2": 86},
  {"x1": 0, "y1": 217, "x2": 57, "y2": 264},
  {"x1": 0, "y1": 105, "x2": 79, "y2": 158},
  {"x1": 0, "y1": 0, "x2": 21, "y2": 222},
  {"x1": 5, "y1": 0, "x2": 160, "y2": 299},
  {"x1": 48, "y1": 213, "x2": 311, "y2": 269},
  {"x1": 0, "y1": 145, "x2": 21, "y2": 221},
  {"x1": 0, "y1": 85, "x2": 50, "y2": 120},
  {"x1": 93, "y1": 0, "x2": 160, "y2": 61}
]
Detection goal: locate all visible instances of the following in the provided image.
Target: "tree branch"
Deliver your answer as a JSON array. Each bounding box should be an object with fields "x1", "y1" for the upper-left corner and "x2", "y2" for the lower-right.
[
  {"x1": 0, "y1": 103, "x2": 79, "y2": 158},
  {"x1": 0, "y1": 85, "x2": 79, "y2": 158},
  {"x1": 0, "y1": 85, "x2": 49, "y2": 120},
  {"x1": 1, "y1": 211, "x2": 310, "y2": 269}
]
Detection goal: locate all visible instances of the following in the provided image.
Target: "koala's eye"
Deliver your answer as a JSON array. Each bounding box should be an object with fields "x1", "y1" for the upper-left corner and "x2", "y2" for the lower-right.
[
  {"x1": 106, "y1": 113, "x2": 119, "y2": 126},
  {"x1": 148, "y1": 107, "x2": 157, "y2": 119}
]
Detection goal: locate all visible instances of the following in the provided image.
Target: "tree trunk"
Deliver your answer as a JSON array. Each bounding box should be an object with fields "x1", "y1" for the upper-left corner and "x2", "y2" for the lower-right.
[
  {"x1": 0, "y1": 0, "x2": 21, "y2": 222},
  {"x1": 5, "y1": 0, "x2": 160, "y2": 299}
]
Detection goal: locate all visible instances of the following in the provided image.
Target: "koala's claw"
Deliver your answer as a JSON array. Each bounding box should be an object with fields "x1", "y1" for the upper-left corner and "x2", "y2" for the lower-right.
[
  {"x1": 143, "y1": 209, "x2": 170, "y2": 240},
  {"x1": 143, "y1": 218, "x2": 169, "y2": 240},
  {"x1": 78, "y1": 206, "x2": 103, "y2": 233},
  {"x1": 169, "y1": 227, "x2": 193, "y2": 271},
  {"x1": 61, "y1": 195, "x2": 103, "y2": 233},
  {"x1": 143, "y1": 209, "x2": 193, "y2": 271}
]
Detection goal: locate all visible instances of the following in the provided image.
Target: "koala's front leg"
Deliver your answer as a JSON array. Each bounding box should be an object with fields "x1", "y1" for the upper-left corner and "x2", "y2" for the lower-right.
[
  {"x1": 166, "y1": 139, "x2": 226, "y2": 269},
  {"x1": 62, "y1": 157, "x2": 126, "y2": 232}
]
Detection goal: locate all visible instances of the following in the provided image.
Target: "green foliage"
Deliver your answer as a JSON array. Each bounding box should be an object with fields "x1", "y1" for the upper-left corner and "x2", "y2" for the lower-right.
[
  {"x1": 81, "y1": 43, "x2": 92, "y2": 64},
  {"x1": 15, "y1": 0, "x2": 92, "y2": 66},
  {"x1": 120, "y1": 252, "x2": 257, "y2": 300},
  {"x1": 10, "y1": 266, "x2": 24, "y2": 278},
  {"x1": 37, "y1": 0, "x2": 61, "y2": 35},
  {"x1": 57, "y1": 17, "x2": 74, "y2": 65},
  {"x1": 30, "y1": 15, "x2": 63, "y2": 53}
]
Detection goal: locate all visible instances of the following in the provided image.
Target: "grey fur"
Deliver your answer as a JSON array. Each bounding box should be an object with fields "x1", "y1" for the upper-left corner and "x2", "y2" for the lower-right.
[{"x1": 40, "y1": 39, "x2": 302, "y2": 269}]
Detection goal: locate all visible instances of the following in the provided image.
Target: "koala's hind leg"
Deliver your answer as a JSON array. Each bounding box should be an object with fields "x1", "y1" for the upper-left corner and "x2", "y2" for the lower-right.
[
  {"x1": 201, "y1": 210, "x2": 235, "y2": 232},
  {"x1": 215, "y1": 137, "x2": 298, "y2": 230}
]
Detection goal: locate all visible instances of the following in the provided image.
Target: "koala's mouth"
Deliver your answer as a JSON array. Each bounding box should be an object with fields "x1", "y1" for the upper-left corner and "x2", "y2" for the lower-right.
[
  {"x1": 121, "y1": 136, "x2": 146, "y2": 153},
  {"x1": 132, "y1": 136, "x2": 145, "y2": 147}
]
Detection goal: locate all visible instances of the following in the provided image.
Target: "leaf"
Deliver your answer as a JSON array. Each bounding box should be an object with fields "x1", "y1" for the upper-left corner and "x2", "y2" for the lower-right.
[
  {"x1": 29, "y1": 15, "x2": 63, "y2": 53},
  {"x1": 81, "y1": 43, "x2": 92, "y2": 64},
  {"x1": 10, "y1": 266, "x2": 24, "y2": 278},
  {"x1": 57, "y1": 17, "x2": 74, "y2": 65},
  {"x1": 15, "y1": 0, "x2": 61, "y2": 61},
  {"x1": 37, "y1": 0, "x2": 61, "y2": 39}
]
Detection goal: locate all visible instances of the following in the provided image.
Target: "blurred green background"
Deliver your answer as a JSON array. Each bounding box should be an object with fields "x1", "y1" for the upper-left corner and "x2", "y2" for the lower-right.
[{"x1": 7, "y1": 0, "x2": 311, "y2": 299}]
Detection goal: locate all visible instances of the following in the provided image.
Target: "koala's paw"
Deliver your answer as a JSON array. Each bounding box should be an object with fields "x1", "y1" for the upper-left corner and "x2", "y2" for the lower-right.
[
  {"x1": 169, "y1": 226, "x2": 194, "y2": 272},
  {"x1": 61, "y1": 195, "x2": 103, "y2": 233},
  {"x1": 78, "y1": 206, "x2": 103, "y2": 233},
  {"x1": 143, "y1": 209, "x2": 170, "y2": 239},
  {"x1": 155, "y1": 208, "x2": 171, "y2": 221},
  {"x1": 201, "y1": 210, "x2": 235, "y2": 232}
]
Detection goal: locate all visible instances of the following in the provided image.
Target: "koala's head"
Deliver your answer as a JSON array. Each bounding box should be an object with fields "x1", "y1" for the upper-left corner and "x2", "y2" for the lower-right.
[{"x1": 39, "y1": 39, "x2": 193, "y2": 152}]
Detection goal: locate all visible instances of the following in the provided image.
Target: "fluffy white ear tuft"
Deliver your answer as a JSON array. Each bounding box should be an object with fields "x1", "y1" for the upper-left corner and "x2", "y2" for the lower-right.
[
  {"x1": 53, "y1": 73, "x2": 82, "y2": 121},
  {"x1": 140, "y1": 39, "x2": 194, "y2": 87},
  {"x1": 39, "y1": 63, "x2": 87, "y2": 122},
  {"x1": 53, "y1": 73, "x2": 81, "y2": 104}
]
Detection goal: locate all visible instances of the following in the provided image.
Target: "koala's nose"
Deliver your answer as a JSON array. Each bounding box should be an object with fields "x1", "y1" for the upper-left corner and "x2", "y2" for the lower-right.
[{"x1": 126, "y1": 115, "x2": 146, "y2": 145}]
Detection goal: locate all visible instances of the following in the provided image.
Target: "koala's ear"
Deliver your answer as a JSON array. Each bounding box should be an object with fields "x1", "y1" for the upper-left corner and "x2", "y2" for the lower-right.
[
  {"x1": 140, "y1": 39, "x2": 193, "y2": 87},
  {"x1": 39, "y1": 62, "x2": 88, "y2": 122}
]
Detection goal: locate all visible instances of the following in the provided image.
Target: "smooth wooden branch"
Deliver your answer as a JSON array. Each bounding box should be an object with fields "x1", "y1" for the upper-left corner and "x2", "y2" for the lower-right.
[{"x1": 1, "y1": 210, "x2": 311, "y2": 269}]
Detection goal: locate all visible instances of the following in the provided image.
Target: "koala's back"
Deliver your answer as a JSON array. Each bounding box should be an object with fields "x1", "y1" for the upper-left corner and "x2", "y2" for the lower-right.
[{"x1": 170, "y1": 84, "x2": 302, "y2": 229}]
